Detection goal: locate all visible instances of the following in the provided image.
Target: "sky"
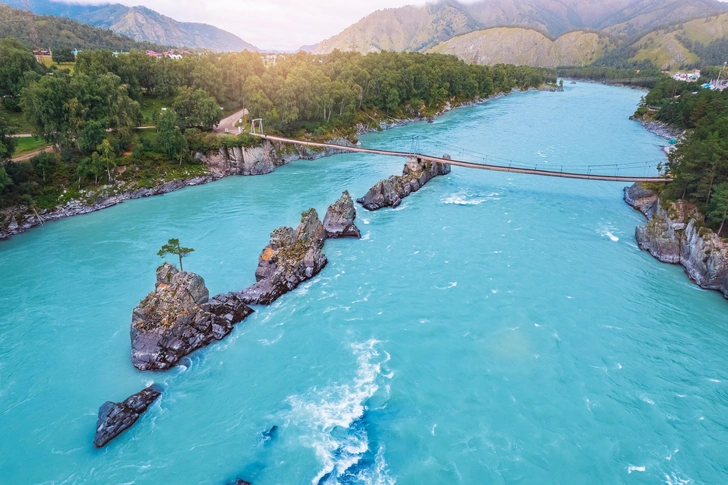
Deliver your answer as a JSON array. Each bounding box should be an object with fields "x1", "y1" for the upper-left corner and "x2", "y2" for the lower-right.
[{"x1": 64, "y1": 0, "x2": 433, "y2": 51}]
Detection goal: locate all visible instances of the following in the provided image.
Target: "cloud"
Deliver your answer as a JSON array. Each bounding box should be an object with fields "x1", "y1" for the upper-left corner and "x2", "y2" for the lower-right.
[{"x1": 65, "y1": 0, "x2": 431, "y2": 51}]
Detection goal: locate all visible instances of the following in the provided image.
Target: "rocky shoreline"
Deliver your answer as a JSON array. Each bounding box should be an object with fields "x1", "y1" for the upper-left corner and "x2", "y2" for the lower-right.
[{"x1": 625, "y1": 183, "x2": 728, "y2": 299}]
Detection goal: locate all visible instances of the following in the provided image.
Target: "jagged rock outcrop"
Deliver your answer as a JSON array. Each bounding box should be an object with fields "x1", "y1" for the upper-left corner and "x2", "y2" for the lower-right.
[
  {"x1": 625, "y1": 183, "x2": 728, "y2": 298},
  {"x1": 131, "y1": 263, "x2": 254, "y2": 371},
  {"x1": 323, "y1": 191, "x2": 361, "y2": 239},
  {"x1": 357, "y1": 156, "x2": 451, "y2": 210},
  {"x1": 94, "y1": 385, "x2": 162, "y2": 448},
  {"x1": 239, "y1": 209, "x2": 328, "y2": 305}
]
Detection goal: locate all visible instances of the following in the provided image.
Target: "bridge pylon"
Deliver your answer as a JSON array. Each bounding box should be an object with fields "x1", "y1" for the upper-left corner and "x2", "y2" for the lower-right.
[
  {"x1": 251, "y1": 118, "x2": 264, "y2": 135},
  {"x1": 410, "y1": 135, "x2": 420, "y2": 154}
]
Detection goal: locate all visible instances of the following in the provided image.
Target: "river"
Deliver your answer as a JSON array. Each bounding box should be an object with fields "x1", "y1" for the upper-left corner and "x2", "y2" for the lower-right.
[{"x1": 1, "y1": 82, "x2": 727, "y2": 485}]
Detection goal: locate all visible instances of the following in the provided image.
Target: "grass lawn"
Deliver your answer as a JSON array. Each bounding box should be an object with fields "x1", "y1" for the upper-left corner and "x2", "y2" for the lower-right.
[
  {"x1": 37, "y1": 56, "x2": 75, "y2": 73},
  {"x1": 139, "y1": 96, "x2": 173, "y2": 126},
  {"x1": 14, "y1": 136, "x2": 49, "y2": 157},
  {"x1": 1, "y1": 107, "x2": 35, "y2": 134}
]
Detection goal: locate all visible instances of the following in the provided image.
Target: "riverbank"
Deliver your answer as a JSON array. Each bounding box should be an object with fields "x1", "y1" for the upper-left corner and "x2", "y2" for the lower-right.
[
  {"x1": 625, "y1": 183, "x2": 728, "y2": 299},
  {"x1": 0, "y1": 86, "x2": 551, "y2": 241}
]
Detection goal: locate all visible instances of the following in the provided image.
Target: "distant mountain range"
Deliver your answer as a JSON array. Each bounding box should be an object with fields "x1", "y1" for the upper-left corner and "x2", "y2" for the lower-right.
[
  {"x1": 0, "y1": 0, "x2": 259, "y2": 52},
  {"x1": 312, "y1": 0, "x2": 728, "y2": 55},
  {"x1": 0, "y1": 4, "x2": 163, "y2": 51},
  {"x1": 310, "y1": 0, "x2": 728, "y2": 70}
]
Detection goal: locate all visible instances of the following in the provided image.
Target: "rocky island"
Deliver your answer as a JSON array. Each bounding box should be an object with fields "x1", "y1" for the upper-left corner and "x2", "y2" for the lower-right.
[
  {"x1": 131, "y1": 263, "x2": 254, "y2": 371},
  {"x1": 358, "y1": 156, "x2": 451, "y2": 210},
  {"x1": 625, "y1": 183, "x2": 728, "y2": 298},
  {"x1": 239, "y1": 208, "x2": 328, "y2": 305},
  {"x1": 324, "y1": 191, "x2": 362, "y2": 239},
  {"x1": 94, "y1": 385, "x2": 162, "y2": 448}
]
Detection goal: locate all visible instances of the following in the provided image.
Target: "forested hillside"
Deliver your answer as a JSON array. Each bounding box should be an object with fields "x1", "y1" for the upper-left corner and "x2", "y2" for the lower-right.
[{"x1": 0, "y1": 4, "x2": 162, "y2": 51}]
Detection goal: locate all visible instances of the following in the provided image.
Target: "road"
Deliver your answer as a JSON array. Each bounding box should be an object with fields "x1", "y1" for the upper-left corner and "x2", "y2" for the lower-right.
[{"x1": 214, "y1": 108, "x2": 249, "y2": 134}]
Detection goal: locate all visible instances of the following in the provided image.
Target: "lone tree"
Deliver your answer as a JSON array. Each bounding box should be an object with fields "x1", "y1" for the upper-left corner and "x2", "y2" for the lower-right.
[{"x1": 157, "y1": 239, "x2": 195, "y2": 272}]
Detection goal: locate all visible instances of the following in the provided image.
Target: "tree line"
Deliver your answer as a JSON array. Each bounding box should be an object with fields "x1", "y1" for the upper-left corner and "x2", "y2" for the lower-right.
[{"x1": 0, "y1": 41, "x2": 554, "y2": 210}]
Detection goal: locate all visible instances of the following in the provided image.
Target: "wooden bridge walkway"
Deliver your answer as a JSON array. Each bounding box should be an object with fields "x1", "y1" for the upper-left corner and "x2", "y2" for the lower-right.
[{"x1": 253, "y1": 134, "x2": 672, "y2": 183}]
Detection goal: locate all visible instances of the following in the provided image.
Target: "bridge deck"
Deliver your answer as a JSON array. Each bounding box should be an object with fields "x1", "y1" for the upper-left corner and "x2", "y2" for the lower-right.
[{"x1": 253, "y1": 134, "x2": 671, "y2": 183}]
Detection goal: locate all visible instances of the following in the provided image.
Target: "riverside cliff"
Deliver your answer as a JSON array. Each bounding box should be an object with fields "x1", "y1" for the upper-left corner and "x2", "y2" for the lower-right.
[{"x1": 625, "y1": 183, "x2": 728, "y2": 298}]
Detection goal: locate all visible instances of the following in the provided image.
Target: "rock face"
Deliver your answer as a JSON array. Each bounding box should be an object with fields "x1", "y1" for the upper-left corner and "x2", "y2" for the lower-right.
[
  {"x1": 625, "y1": 183, "x2": 728, "y2": 298},
  {"x1": 357, "y1": 156, "x2": 451, "y2": 211},
  {"x1": 239, "y1": 209, "x2": 328, "y2": 305},
  {"x1": 131, "y1": 263, "x2": 254, "y2": 371},
  {"x1": 199, "y1": 138, "x2": 354, "y2": 178},
  {"x1": 323, "y1": 191, "x2": 361, "y2": 239},
  {"x1": 94, "y1": 385, "x2": 162, "y2": 448}
]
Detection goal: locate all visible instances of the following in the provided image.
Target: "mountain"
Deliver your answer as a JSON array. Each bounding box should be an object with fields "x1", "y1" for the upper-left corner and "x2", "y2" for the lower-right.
[
  {"x1": 629, "y1": 13, "x2": 728, "y2": 69},
  {"x1": 428, "y1": 28, "x2": 613, "y2": 68},
  {"x1": 602, "y1": 0, "x2": 728, "y2": 37},
  {"x1": 314, "y1": 3, "x2": 481, "y2": 54},
  {"x1": 75, "y1": 5, "x2": 259, "y2": 52},
  {"x1": 0, "y1": 0, "x2": 259, "y2": 52},
  {"x1": 313, "y1": 0, "x2": 728, "y2": 55},
  {"x1": 0, "y1": 4, "x2": 162, "y2": 51}
]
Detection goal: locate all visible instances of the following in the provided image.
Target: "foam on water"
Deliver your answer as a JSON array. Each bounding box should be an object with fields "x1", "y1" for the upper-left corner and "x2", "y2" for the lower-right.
[{"x1": 285, "y1": 340, "x2": 394, "y2": 485}]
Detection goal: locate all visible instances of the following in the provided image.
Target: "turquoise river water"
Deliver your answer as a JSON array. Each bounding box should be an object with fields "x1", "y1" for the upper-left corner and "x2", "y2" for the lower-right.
[{"x1": 1, "y1": 83, "x2": 728, "y2": 485}]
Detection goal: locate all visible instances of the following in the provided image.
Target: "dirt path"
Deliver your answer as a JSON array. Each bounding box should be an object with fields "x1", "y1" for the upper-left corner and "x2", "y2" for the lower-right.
[{"x1": 10, "y1": 146, "x2": 54, "y2": 162}]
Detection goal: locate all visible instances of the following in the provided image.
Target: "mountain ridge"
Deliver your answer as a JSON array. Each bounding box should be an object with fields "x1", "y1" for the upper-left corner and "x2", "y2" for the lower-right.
[
  {"x1": 0, "y1": 0, "x2": 259, "y2": 52},
  {"x1": 313, "y1": 0, "x2": 728, "y2": 55}
]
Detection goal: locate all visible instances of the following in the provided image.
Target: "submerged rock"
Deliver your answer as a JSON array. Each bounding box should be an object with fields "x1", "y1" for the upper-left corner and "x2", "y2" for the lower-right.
[
  {"x1": 227, "y1": 480, "x2": 251, "y2": 485},
  {"x1": 94, "y1": 385, "x2": 162, "y2": 448},
  {"x1": 357, "y1": 156, "x2": 451, "y2": 211},
  {"x1": 626, "y1": 183, "x2": 728, "y2": 298},
  {"x1": 324, "y1": 191, "x2": 361, "y2": 239},
  {"x1": 239, "y1": 209, "x2": 328, "y2": 305},
  {"x1": 131, "y1": 263, "x2": 254, "y2": 371}
]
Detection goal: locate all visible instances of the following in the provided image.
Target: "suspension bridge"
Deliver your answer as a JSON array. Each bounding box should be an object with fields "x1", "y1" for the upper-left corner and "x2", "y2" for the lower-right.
[{"x1": 250, "y1": 133, "x2": 672, "y2": 183}]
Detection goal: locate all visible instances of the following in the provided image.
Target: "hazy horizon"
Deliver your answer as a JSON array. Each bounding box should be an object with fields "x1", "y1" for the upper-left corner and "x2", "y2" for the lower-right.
[{"x1": 53, "y1": 0, "x2": 441, "y2": 51}]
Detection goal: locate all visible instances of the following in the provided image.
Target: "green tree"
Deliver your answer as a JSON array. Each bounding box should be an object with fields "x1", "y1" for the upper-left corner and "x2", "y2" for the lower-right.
[
  {"x1": 97, "y1": 139, "x2": 116, "y2": 182},
  {"x1": 0, "y1": 116, "x2": 17, "y2": 162},
  {"x1": 157, "y1": 238, "x2": 195, "y2": 272},
  {"x1": 52, "y1": 48, "x2": 75, "y2": 64},
  {"x1": 32, "y1": 152, "x2": 55, "y2": 182},
  {"x1": 76, "y1": 152, "x2": 104, "y2": 185},
  {"x1": 0, "y1": 165, "x2": 11, "y2": 194},
  {"x1": 0, "y1": 38, "x2": 44, "y2": 111},
  {"x1": 78, "y1": 120, "x2": 106, "y2": 155},
  {"x1": 709, "y1": 183, "x2": 728, "y2": 236},
  {"x1": 173, "y1": 87, "x2": 222, "y2": 131},
  {"x1": 156, "y1": 110, "x2": 187, "y2": 162}
]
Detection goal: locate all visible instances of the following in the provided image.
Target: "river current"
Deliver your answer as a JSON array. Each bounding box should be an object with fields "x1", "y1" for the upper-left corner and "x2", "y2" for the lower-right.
[{"x1": 1, "y1": 83, "x2": 727, "y2": 485}]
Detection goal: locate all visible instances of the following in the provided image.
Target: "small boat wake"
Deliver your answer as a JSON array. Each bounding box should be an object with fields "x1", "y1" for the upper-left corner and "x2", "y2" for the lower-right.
[{"x1": 285, "y1": 339, "x2": 395, "y2": 485}]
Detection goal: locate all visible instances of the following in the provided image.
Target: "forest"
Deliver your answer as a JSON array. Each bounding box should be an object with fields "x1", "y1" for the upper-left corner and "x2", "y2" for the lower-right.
[
  {"x1": 637, "y1": 78, "x2": 728, "y2": 235},
  {"x1": 0, "y1": 41, "x2": 555, "y2": 211}
]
